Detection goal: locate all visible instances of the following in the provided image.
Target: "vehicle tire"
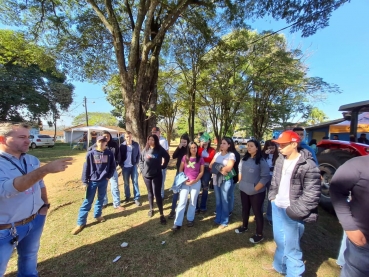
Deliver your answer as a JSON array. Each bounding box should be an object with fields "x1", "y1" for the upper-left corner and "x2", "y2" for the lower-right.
[
  {"x1": 48, "y1": 145, "x2": 54, "y2": 148},
  {"x1": 235, "y1": 141, "x2": 239, "y2": 145},
  {"x1": 317, "y1": 151, "x2": 354, "y2": 213},
  {"x1": 30, "y1": 143, "x2": 37, "y2": 149}
]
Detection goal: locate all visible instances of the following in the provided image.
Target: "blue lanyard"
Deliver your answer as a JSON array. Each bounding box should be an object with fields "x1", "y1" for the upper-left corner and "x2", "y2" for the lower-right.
[{"x1": 0, "y1": 154, "x2": 28, "y2": 175}]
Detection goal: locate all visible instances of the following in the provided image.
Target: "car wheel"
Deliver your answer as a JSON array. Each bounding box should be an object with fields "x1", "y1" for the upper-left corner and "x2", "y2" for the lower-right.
[
  {"x1": 235, "y1": 141, "x2": 239, "y2": 145},
  {"x1": 317, "y1": 152, "x2": 354, "y2": 213},
  {"x1": 30, "y1": 143, "x2": 37, "y2": 149}
]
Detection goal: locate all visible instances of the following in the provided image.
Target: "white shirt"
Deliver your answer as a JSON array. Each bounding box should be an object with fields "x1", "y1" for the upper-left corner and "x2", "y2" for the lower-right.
[
  {"x1": 159, "y1": 136, "x2": 168, "y2": 151},
  {"x1": 275, "y1": 154, "x2": 300, "y2": 209}
]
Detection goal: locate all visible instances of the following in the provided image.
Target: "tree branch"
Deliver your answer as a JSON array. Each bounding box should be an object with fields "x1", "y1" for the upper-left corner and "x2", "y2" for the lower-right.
[{"x1": 86, "y1": 0, "x2": 113, "y2": 34}]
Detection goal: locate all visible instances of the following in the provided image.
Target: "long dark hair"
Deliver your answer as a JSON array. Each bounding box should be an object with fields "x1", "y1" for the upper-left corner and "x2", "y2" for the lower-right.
[
  {"x1": 221, "y1": 136, "x2": 236, "y2": 153},
  {"x1": 145, "y1": 134, "x2": 160, "y2": 150},
  {"x1": 185, "y1": 141, "x2": 201, "y2": 163},
  {"x1": 262, "y1": 140, "x2": 278, "y2": 166},
  {"x1": 102, "y1": 130, "x2": 117, "y2": 148},
  {"x1": 180, "y1": 134, "x2": 190, "y2": 145},
  {"x1": 243, "y1": 139, "x2": 263, "y2": 165}
]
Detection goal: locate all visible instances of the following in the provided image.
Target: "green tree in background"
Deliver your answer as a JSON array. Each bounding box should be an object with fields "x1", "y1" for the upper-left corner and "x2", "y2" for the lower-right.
[
  {"x1": 72, "y1": 112, "x2": 118, "y2": 126},
  {"x1": 0, "y1": 30, "x2": 74, "y2": 125}
]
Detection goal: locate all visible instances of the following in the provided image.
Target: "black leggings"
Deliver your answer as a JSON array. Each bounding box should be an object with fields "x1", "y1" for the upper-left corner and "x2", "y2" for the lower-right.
[
  {"x1": 240, "y1": 190, "x2": 266, "y2": 235},
  {"x1": 143, "y1": 175, "x2": 164, "y2": 215}
]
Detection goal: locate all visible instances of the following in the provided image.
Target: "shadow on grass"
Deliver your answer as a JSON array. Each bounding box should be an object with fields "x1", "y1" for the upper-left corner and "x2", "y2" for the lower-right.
[{"x1": 6, "y1": 188, "x2": 342, "y2": 277}]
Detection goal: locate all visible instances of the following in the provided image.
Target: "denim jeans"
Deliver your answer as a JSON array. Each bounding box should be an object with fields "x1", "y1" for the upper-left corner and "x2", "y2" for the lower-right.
[
  {"x1": 0, "y1": 214, "x2": 46, "y2": 277},
  {"x1": 272, "y1": 201, "x2": 305, "y2": 276},
  {"x1": 170, "y1": 192, "x2": 179, "y2": 213},
  {"x1": 197, "y1": 168, "x2": 211, "y2": 211},
  {"x1": 103, "y1": 170, "x2": 121, "y2": 208},
  {"x1": 214, "y1": 179, "x2": 233, "y2": 226},
  {"x1": 123, "y1": 165, "x2": 140, "y2": 201},
  {"x1": 341, "y1": 238, "x2": 369, "y2": 277},
  {"x1": 161, "y1": 168, "x2": 167, "y2": 198},
  {"x1": 337, "y1": 231, "x2": 347, "y2": 267},
  {"x1": 228, "y1": 180, "x2": 235, "y2": 213},
  {"x1": 77, "y1": 179, "x2": 108, "y2": 226},
  {"x1": 174, "y1": 180, "x2": 201, "y2": 226}
]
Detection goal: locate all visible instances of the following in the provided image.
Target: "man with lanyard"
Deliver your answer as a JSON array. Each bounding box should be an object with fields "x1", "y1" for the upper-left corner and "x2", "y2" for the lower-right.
[
  {"x1": 0, "y1": 122, "x2": 73, "y2": 276},
  {"x1": 151, "y1": 127, "x2": 169, "y2": 199}
]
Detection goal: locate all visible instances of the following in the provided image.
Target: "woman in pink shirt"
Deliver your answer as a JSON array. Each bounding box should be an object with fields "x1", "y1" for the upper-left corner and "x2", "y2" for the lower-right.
[{"x1": 172, "y1": 142, "x2": 204, "y2": 230}]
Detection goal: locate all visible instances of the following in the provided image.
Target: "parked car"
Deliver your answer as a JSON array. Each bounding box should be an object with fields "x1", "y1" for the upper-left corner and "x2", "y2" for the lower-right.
[
  {"x1": 29, "y1": 134, "x2": 55, "y2": 149},
  {"x1": 232, "y1": 137, "x2": 249, "y2": 145}
]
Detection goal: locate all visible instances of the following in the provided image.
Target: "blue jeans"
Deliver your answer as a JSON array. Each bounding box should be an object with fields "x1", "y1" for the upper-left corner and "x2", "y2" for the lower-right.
[
  {"x1": 0, "y1": 214, "x2": 46, "y2": 277},
  {"x1": 341, "y1": 239, "x2": 369, "y2": 277},
  {"x1": 103, "y1": 170, "x2": 121, "y2": 208},
  {"x1": 123, "y1": 165, "x2": 140, "y2": 201},
  {"x1": 161, "y1": 168, "x2": 167, "y2": 198},
  {"x1": 214, "y1": 179, "x2": 233, "y2": 226},
  {"x1": 272, "y1": 201, "x2": 305, "y2": 276},
  {"x1": 337, "y1": 231, "x2": 347, "y2": 267},
  {"x1": 197, "y1": 168, "x2": 211, "y2": 211},
  {"x1": 77, "y1": 179, "x2": 108, "y2": 226},
  {"x1": 228, "y1": 180, "x2": 235, "y2": 213},
  {"x1": 174, "y1": 180, "x2": 201, "y2": 226}
]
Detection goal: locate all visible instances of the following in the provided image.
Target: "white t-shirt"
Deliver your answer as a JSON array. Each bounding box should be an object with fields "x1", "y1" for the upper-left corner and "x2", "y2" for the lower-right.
[
  {"x1": 275, "y1": 154, "x2": 300, "y2": 209},
  {"x1": 214, "y1": 152, "x2": 236, "y2": 166},
  {"x1": 159, "y1": 136, "x2": 169, "y2": 151},
  {"x1": 124, "y1": 144, "x2": 133, "y2": 168}
]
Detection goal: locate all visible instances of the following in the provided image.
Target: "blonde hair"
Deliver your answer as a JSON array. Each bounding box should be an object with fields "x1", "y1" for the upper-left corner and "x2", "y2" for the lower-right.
[{"x1": 0, "y1": 122, "x2": 29, "y2": 136}]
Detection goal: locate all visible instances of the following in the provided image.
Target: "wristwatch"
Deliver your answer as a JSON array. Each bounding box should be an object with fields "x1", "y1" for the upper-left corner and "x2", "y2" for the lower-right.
[{"x1": 41, "y1": 203, "x2": 51, "y2": 209}]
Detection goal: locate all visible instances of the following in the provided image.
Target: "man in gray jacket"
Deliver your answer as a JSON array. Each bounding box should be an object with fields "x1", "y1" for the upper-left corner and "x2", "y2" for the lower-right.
[{"x1": 264, "y1": 130, "x2": 321, "y2": 276}]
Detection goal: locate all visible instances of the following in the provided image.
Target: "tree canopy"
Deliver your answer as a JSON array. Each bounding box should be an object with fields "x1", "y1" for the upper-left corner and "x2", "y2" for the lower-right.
[
  {"x1": 0, "y1": 29, "x2": 74, "y2": 122},
  {"x1": 72, "y1": 112, "x2": 118, "y2": 126}
]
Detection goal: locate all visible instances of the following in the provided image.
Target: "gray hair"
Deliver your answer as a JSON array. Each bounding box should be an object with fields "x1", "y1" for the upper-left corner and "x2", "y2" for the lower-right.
[{"x1": 0, "y1": 122, "x2": 29, "y2": 136}]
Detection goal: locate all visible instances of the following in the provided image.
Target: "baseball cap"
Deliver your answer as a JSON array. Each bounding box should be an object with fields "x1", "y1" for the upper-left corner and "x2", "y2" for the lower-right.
[
  {"x1": 152, "y1": 127, "x2": 160, "y2": 132},
  {"x1": 96, "y1": 135, "x2": 107, "y2": 142},
  {"x1": 272, "y1": 130, "x2": 301, "y2": 144}
]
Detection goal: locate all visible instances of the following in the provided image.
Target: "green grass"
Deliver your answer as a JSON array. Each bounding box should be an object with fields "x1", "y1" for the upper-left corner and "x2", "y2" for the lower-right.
[
  {"x1": 28, "y1": 143, "x2": 86, "y2": 163},
  {"x1": 5, "y1": 146, "x2": 343, "y2": 277}
]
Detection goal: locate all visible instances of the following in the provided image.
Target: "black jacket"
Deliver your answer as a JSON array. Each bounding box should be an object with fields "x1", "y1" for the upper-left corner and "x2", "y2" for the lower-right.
[
  {"x1": 269, "y1": 149, "x2": 321, "y2": 223},
  {"x1": 139, "y1": 146, "x2": 170, "y2": 178},
  {"x1": 119, "y1": 141, "x2": 140, "y2": 168},
  {"x1": 172, "y1": 146, "x2": 187, "y2": 172}
]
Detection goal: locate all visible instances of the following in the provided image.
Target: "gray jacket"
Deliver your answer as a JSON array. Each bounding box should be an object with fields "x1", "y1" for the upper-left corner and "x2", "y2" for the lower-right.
[
  {"x1": 238, "y1": 158, "x2": 270, "y2": 195},
  {"x1": 269, "y1": 149, "x2": 321, "y2": 223}
]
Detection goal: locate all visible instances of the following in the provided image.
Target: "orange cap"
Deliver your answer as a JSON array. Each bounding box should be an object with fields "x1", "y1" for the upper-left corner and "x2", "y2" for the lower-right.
[{"x1": 272, "y1": 130, "x2": 301, "y2": 144}]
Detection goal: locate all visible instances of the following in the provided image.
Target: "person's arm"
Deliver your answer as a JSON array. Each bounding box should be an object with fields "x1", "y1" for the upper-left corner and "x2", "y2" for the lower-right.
[
  {"x1": 11, "y1": 157, "x2": 73, "y2": 193},
  {"x1": 138, "y1": 150, "x2": 145, "y2": 173},
  {"x1": 107, "y1": 152, "x2": 116, "y2": 179},
  {"x1": 209, "y1": 152, "x2": 219, "y2": 169},
  {"x1": 220, "y1": 153, "x2": 235, "y2": 175},
  {"x1": 38, "y1": 186, "x2": 49, "y2": 215},
  {"x1": 254, "y1": 160, "x2": 271, "y2": 191},
  {"x1": 330, "y1": 158, "x2": 367, "y2": 246},
  {"x1": 172, "y1": 146, "x2": 181, "y2": 159},
  {"x1": 238, "y1": 160, "x2": 243, "y2": 182},
  {"x1": 179, "y1": 161, "x2": 185, "y2": 173},
  {"x1": 161, "y1": 148, "x2": 170, "y2": 169},
  {"x1": 135, "y1": 143, "x2": 141, "y2": 165}
]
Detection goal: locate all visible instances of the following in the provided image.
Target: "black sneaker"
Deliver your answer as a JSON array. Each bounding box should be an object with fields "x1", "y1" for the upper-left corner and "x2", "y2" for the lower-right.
[
  {"x1": 235, "y1": 226, "x2": 248, "y2": 234},
  {"x1": 124, "y1": 198, "x2": 130, "y2": 203},
  {"x1": 187, "y1": 221, "x2": 194, "y2": 227},
  {"x1": 148, "y1": 210, "x2": 154, "y2": 217},
  {"x1": 249, "y1": 234, "x2": 264, "y2": 244},
  {"x1": 168, "y1": 210, "x2": 176, "y2": 219},
  {"x1": 195, "y1": 209, "x2": 200, "y2": 214},
  {"x1": 160, "y1": 215, "x2": 167, "y2": 225},
  {"x1": 171, "y1": 225, "x2": 181, "y2": 231}
]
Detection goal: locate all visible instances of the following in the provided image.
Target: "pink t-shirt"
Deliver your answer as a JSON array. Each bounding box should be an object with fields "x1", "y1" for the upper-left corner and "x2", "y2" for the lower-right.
[{"x1": 181, "y1": 156, "x2": 204, "y2": 181}]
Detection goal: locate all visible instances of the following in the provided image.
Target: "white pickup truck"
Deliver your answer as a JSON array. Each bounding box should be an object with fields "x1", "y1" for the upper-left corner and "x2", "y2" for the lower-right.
[{"x1": 29, "y1": 134, "x2": 55, "y2": 149}]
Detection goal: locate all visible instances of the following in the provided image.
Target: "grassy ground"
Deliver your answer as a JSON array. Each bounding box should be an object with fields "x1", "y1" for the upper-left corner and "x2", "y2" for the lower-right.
[
  {"x1": 28, "y1": 142, "x2": 85, "y2": 163},
  {"x1": 5, "y1": 144, "x2": 342, "y2": 277}
]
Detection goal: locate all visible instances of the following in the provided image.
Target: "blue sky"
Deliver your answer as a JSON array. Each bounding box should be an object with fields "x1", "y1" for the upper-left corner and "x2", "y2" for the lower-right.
[{"x1": 2, "y1": 0, "x2": 368, "y2": 127}]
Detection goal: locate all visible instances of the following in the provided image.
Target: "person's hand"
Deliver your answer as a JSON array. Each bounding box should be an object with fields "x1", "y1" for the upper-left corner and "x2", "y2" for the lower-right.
[
  {"x1": 346, "y1": 230, "x2": 367, "y2": 247},
  {"x1": 44, "y1": 157, "x2": 74, "y2": 173},
  {"x1": 38, "y1": 205, "x2": 49, "y2": 215},
  {"x1": 220, "y1": 168, "x2": 228, "y2": 176},
  {"x1": 178, "y1": 143, "x2": 183, "y2": 148},
  {"x1": 82, "y1": 183, "x2": 88, "y2": 191},
  {"x1": 254, "y1": 183, "x2": 264, "y2": 191},
  {"x1": 265, "y1": 149, "x2": 271, "y2": 154}
]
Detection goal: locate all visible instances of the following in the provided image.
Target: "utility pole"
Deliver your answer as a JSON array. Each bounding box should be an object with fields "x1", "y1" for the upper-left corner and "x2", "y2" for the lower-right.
[{"x1": 84, "y1": 96, "x2": 89, "y2": 126}]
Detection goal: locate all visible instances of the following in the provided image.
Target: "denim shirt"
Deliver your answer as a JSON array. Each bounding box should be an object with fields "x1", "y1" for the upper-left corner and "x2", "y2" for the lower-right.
[{"x1": 0, "y1": 151, "x2": 45, "y2": 224}]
